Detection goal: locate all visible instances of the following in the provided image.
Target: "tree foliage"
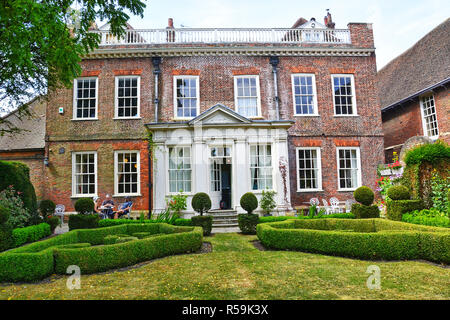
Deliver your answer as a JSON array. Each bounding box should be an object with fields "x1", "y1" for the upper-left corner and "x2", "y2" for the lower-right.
[{"x1": 0, "y1": 0, "x2": 146, "y2": 134}]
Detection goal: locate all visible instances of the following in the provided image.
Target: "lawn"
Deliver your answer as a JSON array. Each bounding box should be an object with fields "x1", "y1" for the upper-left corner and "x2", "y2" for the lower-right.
[{"x1": 0, "y1": 233, "x2": 449, "y2": 300}]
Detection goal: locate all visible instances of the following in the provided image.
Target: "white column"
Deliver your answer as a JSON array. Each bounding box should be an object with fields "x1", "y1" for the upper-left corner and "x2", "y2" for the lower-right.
[
  {"x1": 234, "y1": 136, "x2": 248, "y2": 213},
  {"x1": 274, "y1": 129, "x2": 292, "y2": 215},
  {"x1": 153, "y1": 139, "x2": 166, "y2": 211}
]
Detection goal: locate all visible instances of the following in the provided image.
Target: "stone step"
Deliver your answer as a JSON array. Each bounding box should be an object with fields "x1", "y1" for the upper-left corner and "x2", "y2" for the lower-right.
[
  {"x1": 212, "y1": 219, "x2": 238, "y2": 225},
  {"x1": 212, "y1": 223, "x2": 239, "y2": 228}
]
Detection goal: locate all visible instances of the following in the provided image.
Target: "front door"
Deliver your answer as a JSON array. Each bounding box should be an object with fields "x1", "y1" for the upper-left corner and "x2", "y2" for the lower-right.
[
  {"x1": 210, "y1": 159, "x2": 222, "y2": 209},
  {"x1": 209, "y1": 147, "x2": 232, "y2": 210}
]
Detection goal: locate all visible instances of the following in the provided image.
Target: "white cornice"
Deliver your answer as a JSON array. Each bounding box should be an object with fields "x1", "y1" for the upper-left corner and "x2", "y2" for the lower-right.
[{"x1": 84, "y1": 46, "x2": 374, "y2": 59}]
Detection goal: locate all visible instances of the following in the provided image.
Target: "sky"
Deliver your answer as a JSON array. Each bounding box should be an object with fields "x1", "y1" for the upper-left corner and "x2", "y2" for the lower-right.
[{"x1": 120, "y1": 0, "x2": 449, "y2": 70}]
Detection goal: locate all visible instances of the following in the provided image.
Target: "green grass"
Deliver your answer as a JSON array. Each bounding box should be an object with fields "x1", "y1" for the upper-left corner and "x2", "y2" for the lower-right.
[{"x1": 0, "y1": 233, "x2": 449, "y2": 300}]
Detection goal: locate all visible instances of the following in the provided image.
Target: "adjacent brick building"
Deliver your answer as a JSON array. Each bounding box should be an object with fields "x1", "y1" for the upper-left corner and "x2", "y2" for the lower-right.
[
  {"x1": 377, "y1": 18, "x2": 450, "y2": 162},
  {"x1": 26, "y1": 12, "x2": 383, "y2": 214}
]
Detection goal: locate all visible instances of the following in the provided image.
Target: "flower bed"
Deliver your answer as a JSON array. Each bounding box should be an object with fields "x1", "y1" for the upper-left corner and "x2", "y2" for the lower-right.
[
  {"x1": 257, "y1": 219, "x2": 450, "y2": 264},
  {"x1": 0, "y1": 223, "x2": 203, "y2": 283}
]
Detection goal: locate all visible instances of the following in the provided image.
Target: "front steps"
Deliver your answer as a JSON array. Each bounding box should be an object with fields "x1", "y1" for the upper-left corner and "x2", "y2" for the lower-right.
[{"x1": 208, "y1": 210, "x2": 239, "y2": 232}]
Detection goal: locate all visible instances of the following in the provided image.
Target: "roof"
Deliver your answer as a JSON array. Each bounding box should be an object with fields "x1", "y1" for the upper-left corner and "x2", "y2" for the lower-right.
[
  {"x1": 0, "y1": 97, "x2": 46, "y2": 151},
  {"x1": 377, "y1": 18, "x2": 450, "y2": 110}
]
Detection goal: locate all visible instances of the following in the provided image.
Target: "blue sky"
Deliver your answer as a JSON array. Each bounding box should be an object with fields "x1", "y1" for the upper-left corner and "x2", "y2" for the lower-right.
[{"x1": 120, "y1": 0, "x2": 449, "y2": 70}]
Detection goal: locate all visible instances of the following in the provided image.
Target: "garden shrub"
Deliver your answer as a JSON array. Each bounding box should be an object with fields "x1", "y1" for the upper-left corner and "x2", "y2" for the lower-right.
[
  {"x1": 0, "y1": 186, "x2": 32, "y2": 229},
  {"x1": 0, "y1": 161, "x2": 37, "y2": 214},
  {"x1": 191, "y1": 193, "x2": 211, "y2": 215},
  {"x1": 387, "y1": 185, "x2": 410, "y2": 200},
  {"x1": 258, "y1": 213, "x2": 355, "y2": 224},
  {"x1": 257, "y1": 219, "x2": 450, "y2": 263},
  {"x1": 351, "y1": 203, "x2": 380, "y2": 219},
  {"x1": 238, "y1": 213, "x2": 259, "y2": 234},
  {"x1": 402, "y1": 208, "x2": 449, "y2": 228},
  {"x1": 116, "y1": 236, "x2": 138, "y2": 243},
  {"x1": 0, "y1": 205, "x2": 10, "y2": 224},
  {"x1": 240, "y1": 192, "x2": 258, "y2": 214},
  {"x1": 0, "y1": 223, "x2": 203, "y2": 282},
  {"x1": 353, "y1": 186, "x2": 375, "y2": 206},
  {"x1": 191, "y1": 215, "x2": 212, "y2": 236},
  {"x1": 45, "y1": 216, "x2": 60, "y2": 233},
  {"x1": 0, "y1": 224, "x2": 13, "y2": 252},
  {"x1": 39, "y1": 200, "x2": 56, "y2": 217},
  {"x1": 68, "y1": 214, "x2": 100, "y2": 231},
  {"x1": 12, "y1": 223, "x2": 51, "y2": 247},
  {"x1": 132, "y1": 232, "x2": 151, "y2": 239},
  {"x1": 74, "y1": 198, "x2": 94, "y2": 214},
  {"x1": 260, "y1": 190, "x2": 276, "y2": 215},
  {"x1": 386, "y1": 199, "x2": 423, "y2": 221},
  {"x1": 404, "y1": 140, "x2": 450, "y2": 166},
  {"x1": 173, "y1": 218, "x2": 193, "y2": 226}
]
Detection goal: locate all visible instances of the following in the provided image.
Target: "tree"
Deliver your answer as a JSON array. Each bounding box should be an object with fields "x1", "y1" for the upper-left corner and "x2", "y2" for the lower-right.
[{"x1": 0, "y1": 0, "x2": 146, "y2": 135}]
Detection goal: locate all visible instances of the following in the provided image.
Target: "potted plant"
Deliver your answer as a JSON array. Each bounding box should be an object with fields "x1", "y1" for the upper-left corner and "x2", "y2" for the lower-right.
[{"x1": 260, "y1": 189, "x2": 276, "y2": 216}]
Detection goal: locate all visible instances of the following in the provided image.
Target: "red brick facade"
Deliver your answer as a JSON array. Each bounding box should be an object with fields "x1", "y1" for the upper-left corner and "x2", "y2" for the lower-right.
[{"x1": 39, "y1": 20, "x2": 383, "y2": 212}]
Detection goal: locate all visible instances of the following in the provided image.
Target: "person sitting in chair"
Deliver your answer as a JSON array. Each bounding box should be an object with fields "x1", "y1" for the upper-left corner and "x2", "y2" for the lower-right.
[
  {"x1": 93, "y1": 196, "x2": 106, "y2": 219},
  {"x1": 102, "y1": 194, "x2": 115, "y2": 219},
  {"x1": 114, "y1": 197, "x2": 133, "y2": 219}
]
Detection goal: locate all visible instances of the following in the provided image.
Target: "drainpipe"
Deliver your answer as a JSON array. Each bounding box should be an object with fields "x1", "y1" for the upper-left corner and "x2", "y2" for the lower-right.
[
  {"x1": 152, "y1": 57, "x2": 162, "y2": 122},
  {"x1": 269, "y1": 56, "x2": 280, "y2": 120}
]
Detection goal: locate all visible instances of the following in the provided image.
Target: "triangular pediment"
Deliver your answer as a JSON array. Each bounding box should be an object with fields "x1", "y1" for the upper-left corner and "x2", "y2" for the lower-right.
[{"x1": 188, "y1": 104, "x2": 252, "y2": 125}]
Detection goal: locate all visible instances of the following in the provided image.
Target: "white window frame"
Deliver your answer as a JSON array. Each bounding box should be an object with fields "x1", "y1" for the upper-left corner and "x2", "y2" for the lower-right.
[
  {"x1": 419, "y1": 94, "x2": 439, "y2": 140},
  {"x1": 72, "y1": 77, "x2": 98, "y2": 120},
  {"x1": 114, "y1": 76, "x2": 141, "y2": 119},
  {"x1": 331, "y1": 74, "x2": 358, "y2": 116},
  {"x1": 167, "y1": 145, "x2": 193, "y2": 194},
  {"x1": 291, "y1": 74, "x2": 319, "y2": 116},
  {"x1": 296, "y1": 147, "x2": 323, "y2": 192},
  {"x1": 249, "y1": 144, "x2": 273, "y2": 191},
  {"x1": 336, "y1": 147, "x2": 362, "y2": 191},
  {"x1": 233, "y1": 75, "x2": 262, "y2": 118},
  {"x1": 173, "y1": 76, "x2": 200, "y2": 120},
  {"x1": 114, "y1": 150, "x2": 141, "y2": 197},
  {"x1": 72, "y1": 151, "x2": 98, "y2": 197}
]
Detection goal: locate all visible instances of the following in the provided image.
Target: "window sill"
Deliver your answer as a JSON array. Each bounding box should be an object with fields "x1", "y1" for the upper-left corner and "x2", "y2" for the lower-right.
[
  {"x1": 172, "y1": 117, "x2": 195, "y2": 121},
  {"x1": 293, "y1": 114, "x2": 320, "y2": 117},
  {"x1": 251, "y1": 189, "x2": 276, "y2": 194},
  {"x1": 71, "y1": 118, "x2": 98, "y2": 121},
  {"x1": 337, "y1": 188, "x2": 358, "y2": 192},
  {"x1": 71, "y1": 194, "x2": 97, "y2": 199},
  {"x1": 333, "y1": 115, "x2": 359, "y2": 117},
  {"x1": 113, "y1": 193, "x2": 142, "y2": 197},
  {"x1": 249, "y1": 116, "x2": 264, "y2": 120},
  {"x1": 296, "y1": 189, "x2": 324, "y2": 193},
  {"x1": 113, "y1": 117, "x2": 142, "y2": 120}
]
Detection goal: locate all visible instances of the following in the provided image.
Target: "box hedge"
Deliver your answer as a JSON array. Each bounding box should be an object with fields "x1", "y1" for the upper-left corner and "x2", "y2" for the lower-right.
[
  {"x1": 68, "y1": 214, "x2": 100, "y2": 230},
  {"x1": 257, "y1": 218, "x2": 450, "y2": 263},
  {"x1": 351, "y1": 203, "x2": 380, "y2": 219},
  {"x1": 11, "y1": 223, "x2": 51, "y2": 248},
  {"x1": 238, "y1": 213, "x2": 259, "y2": 234},
  {"x1": 386, "y1": 199, "x2": 423, "y2": 221},
  {"x1": 0, "y1": 223, "x2": 203, "y2": 282}
]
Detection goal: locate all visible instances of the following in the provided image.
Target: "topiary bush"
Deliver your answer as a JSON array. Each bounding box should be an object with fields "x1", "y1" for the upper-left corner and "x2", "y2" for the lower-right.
[
  {"x1": 404, "y1": 140, "x2": 450, "y2": 166},
  {"x1": 191, "y1": 193, "x2": 211, "y2": 216},
  {"x1": 0, "y1": 205, "x2": 13, "y2": 252},
  {"x1": 39, "y1": 200, "x2": 56, "y2": 217},
  {"x1": 351, "y1": 203, "x2": 380, "y2": 219},
  {"x1": 387, "y1": 185, "x2": 410, "y2": 200},
  {"x1": 353, "y1": 186, "x2": 375, "y2": 206},
  {"x1": 74, "y1": 198, "x2": 94, "y2": 214},
  {"x1": 386, "y1": 199, "x2": 423, "y2": 221},
  {"x1": 0, "y1": 205, "x2": 10, "y2": 225},
  {"x1": 238, "y1": 213, "x2": 259, "y2": 234},
  {"x1": 45, "y1": 216, "x2": 60, "y2": 233},
  {"x1": 191, "y1": 215, "x2": 212, "y2": 236},
  {"x1": 68, "y1": 214, "x2": 99, "y2": 231},
  {"x1": 240, "y1": 192, "x2": 258, "y2": 214}
]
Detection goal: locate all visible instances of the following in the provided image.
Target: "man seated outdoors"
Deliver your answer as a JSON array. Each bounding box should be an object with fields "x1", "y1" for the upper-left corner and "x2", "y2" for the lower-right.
[
  {"x1": 102, "y1": 194, "x2": 115, "y2": 219},
  {"x1": 114, "y1": 197, "x2": 133, "y2": 219}
]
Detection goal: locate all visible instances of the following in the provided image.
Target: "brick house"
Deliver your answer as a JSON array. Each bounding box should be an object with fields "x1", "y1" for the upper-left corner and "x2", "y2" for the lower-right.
[
  {"x1": 377, "y1": 18, "x2": 449, "y2": 163},
  {"x1": 41, "y1": 12, "x2": 382, "y2": 215},
  {"x1": 0, "y1": 97, "x2": 47, "y2": 199}
]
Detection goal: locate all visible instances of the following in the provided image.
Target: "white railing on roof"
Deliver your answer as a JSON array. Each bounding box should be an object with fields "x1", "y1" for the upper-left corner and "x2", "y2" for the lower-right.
[{"x1": 92, "y1": 28, "x2": 351, "y2": 46}]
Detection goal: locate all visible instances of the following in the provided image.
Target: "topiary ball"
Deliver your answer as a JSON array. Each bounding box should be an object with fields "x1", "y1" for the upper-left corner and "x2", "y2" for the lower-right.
[
  {"x1": 191, "y1": 192, "x2": 211, "y2": 215},
  {"x1": 240, "y1": 192, "x2": 258, "y2": 214},
  {"x1": 0, "y1": 205, "x2": 10, "y2": 224},
  {"x1": 74, "y1": 198, "x2": 95, "y2": 214},
  {"x1": 387, "y1": 185, "x2": 411, "y2": 200},
  {"x1": 353, "y1": 186, "x2": 374, "y2": 206},
  {"x1": 39, "y1": 199, "x2": 56, "y2": 217}
]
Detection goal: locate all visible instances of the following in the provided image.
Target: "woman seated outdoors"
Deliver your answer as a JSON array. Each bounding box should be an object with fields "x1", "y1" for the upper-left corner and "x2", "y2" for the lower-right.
[
  {"x1": 114, "y1": 197, "x2": 133, "y2": 219},
  {"x1": 93, "y1": 196, "x2": 106, "y2": 219}
]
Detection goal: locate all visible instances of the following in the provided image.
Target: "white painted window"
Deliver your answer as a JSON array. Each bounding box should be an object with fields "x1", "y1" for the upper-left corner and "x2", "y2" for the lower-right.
[
  {"x1": 250, "y1": 145, "x2": 272, "y2": 190},
  {"x1": 210, "y1": 160, "x2": 221, "y2": 192},
  {"x1": 168, "y1": 146, "x2": 192, "y2": 192},
  {"x1": 296, "y1": 147, "x2": 322, "y2": 191},
  {"x1": 336, "y1": 147, "x2": 361, "y2": 191},
  {"x1": 174, "y1": 76, "x2": 199, "y2": 119},
  {"x1": 73, "y1": 78, "x2": 98, "y2": 119},
  {"x1": 420, "y1": 95, "x2": 439, "y2": 139},
  {"x1": 331, "y1": 74, "x2": 357, "y2": 115},
  {"x1": 72, "y1": 152, "x2": 97, "y2": 197},
  {"x1": 292, "y1": 74, "x2": 318, "y2": 115},
  {"x1": 115, "y1": 76, "x2": 140, "y2": 118},
  {"x1": 114, "y1": 151, "x2": 140, "y2": 195},
  {"x1": 234, "y1": 75, "x2": 261, "y2": 118}
]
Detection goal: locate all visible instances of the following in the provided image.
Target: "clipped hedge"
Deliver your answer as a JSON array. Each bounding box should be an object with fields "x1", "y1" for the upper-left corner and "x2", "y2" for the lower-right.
[
  {"x1": 98, "y1": 218, "x2": 192, "y2": 228},
  {"x1": 0, "y1": 223, "x2": 203, "y2": 282},
  {"x1": 258, "y1": 213, "x2": 355, "y2": 224},
  {"x1": 68, "y1": 214, "x2": 100, "y2": 230},
  {"x1": 353, "y1": 186, "x2": 375, "y2": 206},
  {"x1": 351, "y1": 203, "x2": 380, "y2": 219},
  {"x1": 257, "y1": 218, "x2": 450, "y2": 263},
  {"x1": 238, "y1": 213, "x2": 259, "y2": 234},
  {"x1": 191, "y1": 215, "x2": 212, "y2": 236},
  {"x1": 12, "y1": 223, "x2": 51, "y2": 248},
  {"x1": 386, "y1": 199, "x2": 423, "y2": 221},
  {"x1": 387, "y1": 185, "x2": 410, "y2": 200}
]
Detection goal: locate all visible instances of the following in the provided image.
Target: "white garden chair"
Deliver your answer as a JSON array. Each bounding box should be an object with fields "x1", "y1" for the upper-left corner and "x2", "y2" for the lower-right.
[
  {"x1": 309, "y1": 198, "x2": 320, "y2": 214},
  {"x1": 322, "y1": 199, "x2": 333, "y2": 215},
  {"x1": 54, "y1": 204, "x2": 65, "y2": 225},
  {"x1": 329, "y1": 197, "x2": 341, "y2": 213},
  {"x1": 345, "y1": 199, "x2": 356, "y2": 213}
]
